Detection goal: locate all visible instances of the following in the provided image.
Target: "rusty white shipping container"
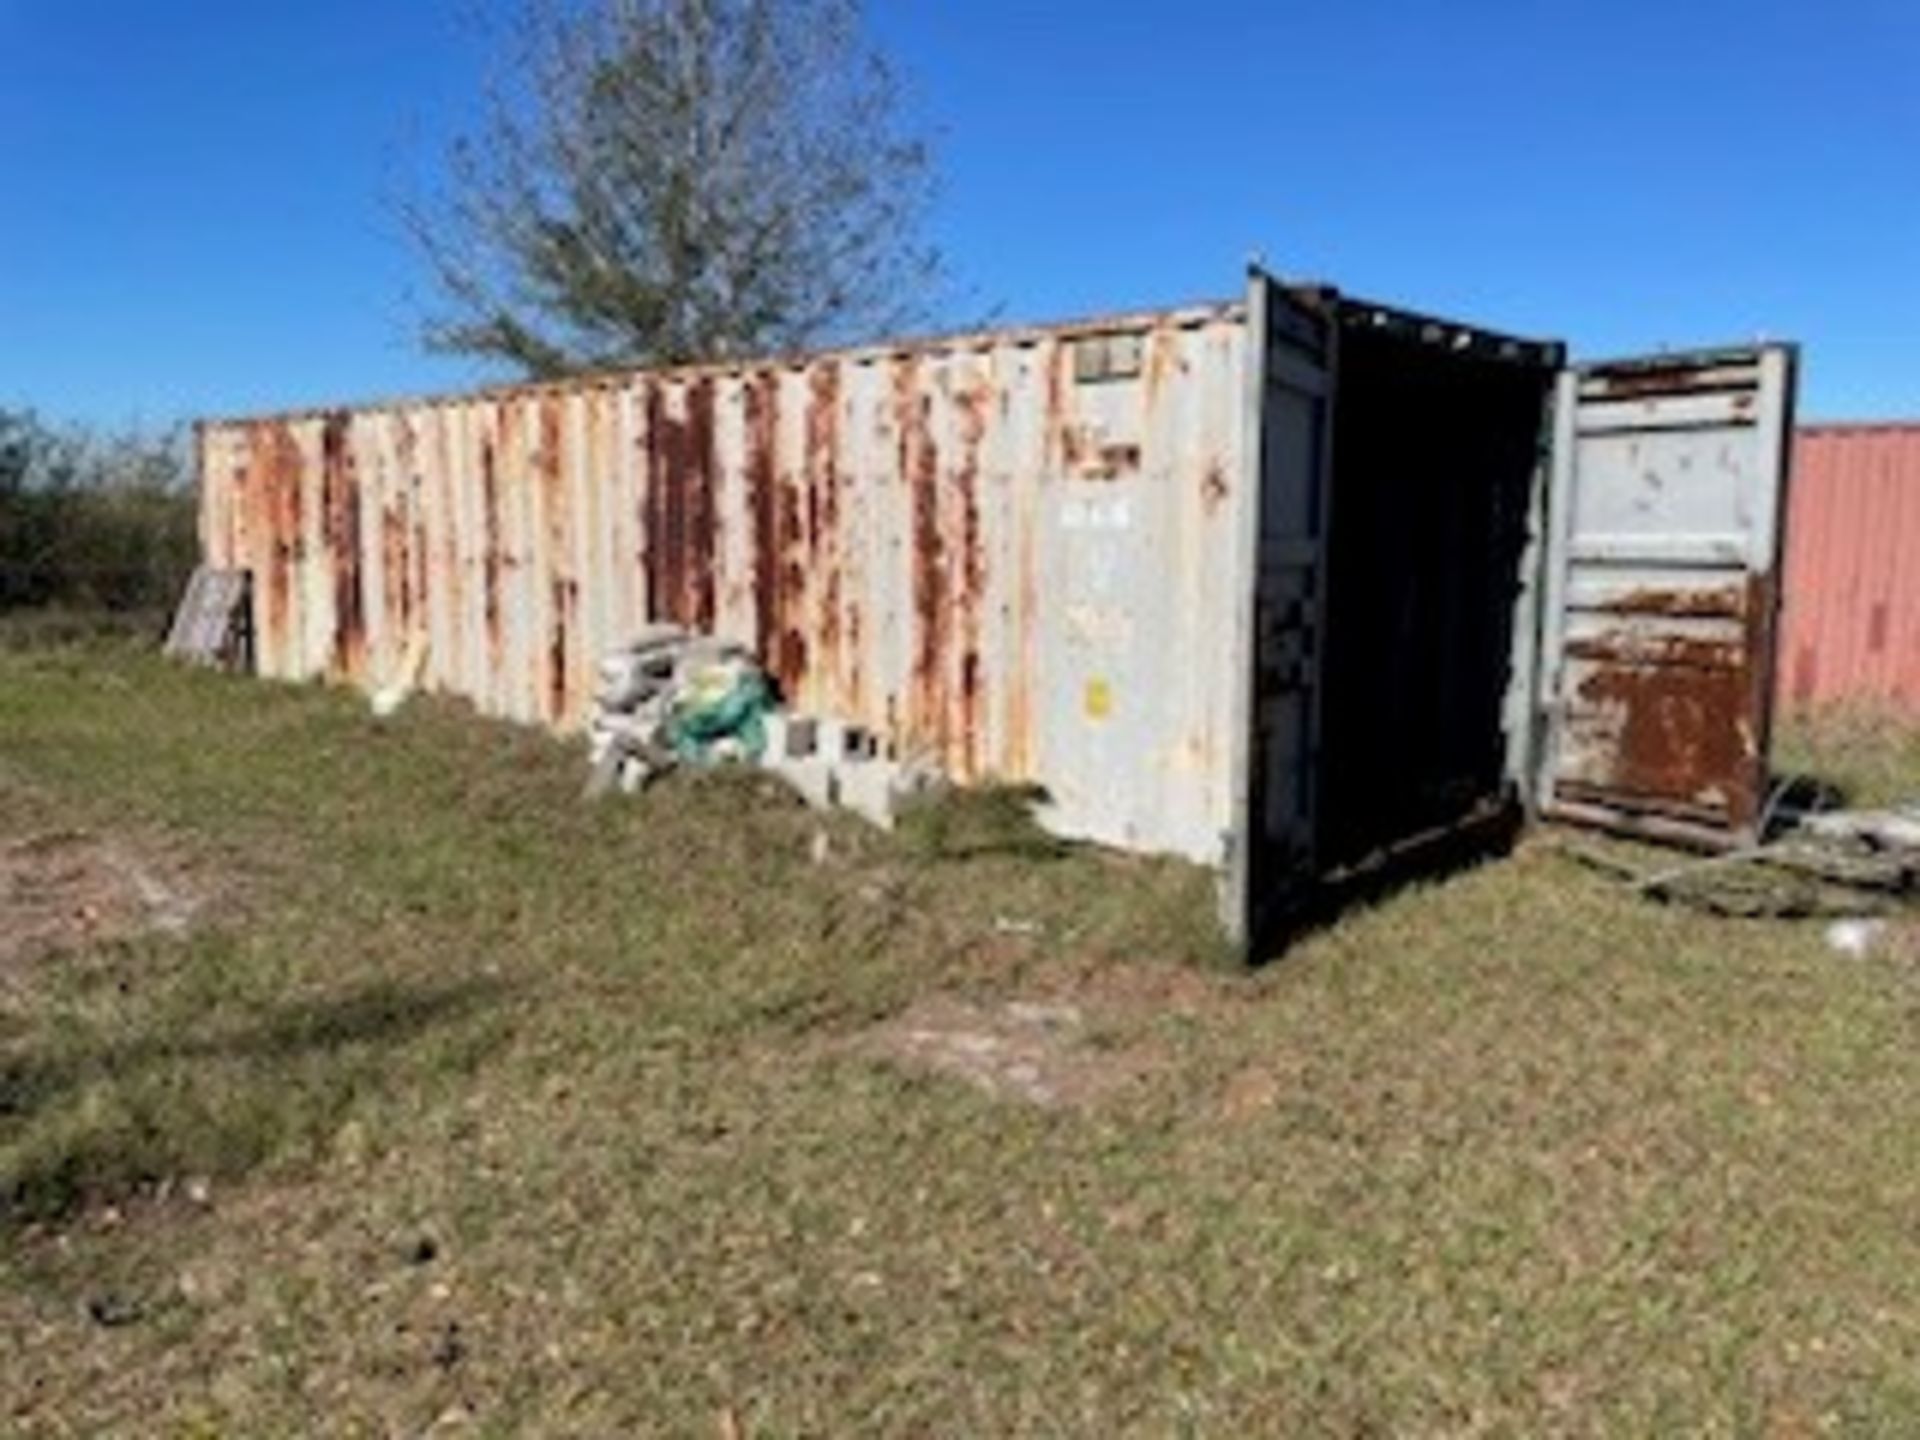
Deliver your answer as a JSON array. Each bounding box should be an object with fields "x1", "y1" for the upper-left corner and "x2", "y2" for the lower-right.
[
  {"x1": 200, "y1": 301, "x2": 1255, "y2": 869},
  {"x1": 1777, "y1": 424, "x2": 1920, "y2": 713},
  {"x1": 199, "y1": 269, "x2": 1800, "y2": 952}
]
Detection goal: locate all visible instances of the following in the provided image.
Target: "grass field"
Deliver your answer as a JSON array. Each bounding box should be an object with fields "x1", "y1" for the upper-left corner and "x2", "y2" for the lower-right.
[{"x1": 4, "y1": 642, "x2": 1919, "y2": 1436}]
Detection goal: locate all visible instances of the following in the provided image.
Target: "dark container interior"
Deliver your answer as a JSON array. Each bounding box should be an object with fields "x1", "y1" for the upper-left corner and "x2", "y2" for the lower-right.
[{"x1": 1314, "y1": 298, "x2": 1561, "y2": 876}]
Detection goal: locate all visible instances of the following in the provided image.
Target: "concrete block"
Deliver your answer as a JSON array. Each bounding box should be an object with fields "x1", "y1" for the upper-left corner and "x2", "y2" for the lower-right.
[
  {"x1": 836, "y1": 758, "x2": 903, "y2": 830},
  {"x1": 765, "y1": 754, "x2": 839, "y2": 811},
  {"x1": 784, "y1": 715, "x2": 820, "y2": 759},
  {"x1": 816, "y1": 718, "x2": 881, "y2": 763},
  {"x1": 762, "y1": 712, "x2": 820, "y2": 763}
]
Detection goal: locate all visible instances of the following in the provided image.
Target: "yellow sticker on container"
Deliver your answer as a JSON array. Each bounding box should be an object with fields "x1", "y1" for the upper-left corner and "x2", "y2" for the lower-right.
[{"x1": 1084, "y1": 677, "x2": 1113, "y2": 721}]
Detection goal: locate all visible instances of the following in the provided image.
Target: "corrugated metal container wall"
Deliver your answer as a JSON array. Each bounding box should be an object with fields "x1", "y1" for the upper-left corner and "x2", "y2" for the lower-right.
[
  {"x1": 1776, "y1": 424, "x2": 1920, "y2": 713},
  {"x1": 198, "y1": 306, "x2": 1251, "y2": 864}
]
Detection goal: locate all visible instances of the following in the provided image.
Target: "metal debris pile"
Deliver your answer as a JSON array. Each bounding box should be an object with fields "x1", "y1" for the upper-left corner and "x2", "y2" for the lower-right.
[
  {"x1": 1570, "y1": 797, "x2": 1920, "y2": 920},
  {"x1": 586, "y1": 628, "x2": 939, "y2": 827}
]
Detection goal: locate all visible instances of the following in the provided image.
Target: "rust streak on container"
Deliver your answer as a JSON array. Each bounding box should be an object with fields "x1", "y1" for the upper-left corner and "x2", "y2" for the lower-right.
[
  {"x1": 685, "y1": 376, "x2": 718, "y2": 633},
  {"x1": 1045, "y1": 341, "x2": 1073, "y2": 470},
  {"x1": 390, "y1": 420, "x2": 416, "y2": 638},
  {"x1": 956, "y1": 377, "x2": 990, "y2": 776},
  {"x1": 1005, "y1": 498, "x2": 1036, "y2": 778},
  {"x1": 539, "y1": 396, "x2": 569, "y2": 722},
  {"x1": 807, "y1": 364, "x2": 842, "y2": 707},
  {"x1": 1087, "y1": 443, "x2": 1142, "y2": 481},
  {"x1": 548, "y1": 578, "x2": 573, "y2": 722},
  {"x1": 321, "y1": 412, "x2": 365, "y2": 680},
  {"x1": 1587, "y1": 365, "x2": 1756, "y2": 400},
  {"x1": 745, "y1": 373, "x2": 783, "y2": 683},
  {"x1": 642, "y1": 381, "x2": 679, "y2": 624},
  {"x1": 480, "y1": 421, "x2": 505, "y2": 677},
  {"x1": 777, "y1": 435, "x2": 808, "y2": 693},
  {"x1": 1145, "y1": 326, "x2": 1174, "y2": 408},
  {"x1": 645, "y1": 378, "x2": 718, "y2": 631},
  {"x1": 399, "y1": 415, "x2": 428, "y2": 637},
  {"x1": 224, "y1": 459, "x2": 244, "y2": 570},
  {"x1": 897, "y1": 355, "x2": 945, "y2": 750},
  {"x1": 434, "y1": 409, "x2": 460, "y2": 693},
  {"x1": 632, "y1": 388, "x2": 652, "y2": 621},
  {"x1": 1201, "y1": 461, "x2": 1230, "y2": 514},
  {"x1": 381, "y1": 499, "x2": 406, "y2": 642},
  {"x1": 1595, "y1": 584, "x2": 1746, "y2": 620},
  {"x1": 257, "y1": 422, "x2": 302, "y2": 664},
  {"x1": 1565, "y1": 633, "x2": 1744, "y2": 669}
]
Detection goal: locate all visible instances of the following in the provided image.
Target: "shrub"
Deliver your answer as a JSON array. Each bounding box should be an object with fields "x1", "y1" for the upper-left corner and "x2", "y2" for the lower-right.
[{"x1": 0, "y1": 409, "x2": 197, "y2": 620}]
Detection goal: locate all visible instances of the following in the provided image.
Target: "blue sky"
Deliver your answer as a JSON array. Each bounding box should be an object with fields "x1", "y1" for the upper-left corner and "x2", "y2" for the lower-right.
[{"x1": 2, "y1": 0, "x2": 1915, "y2": 428}]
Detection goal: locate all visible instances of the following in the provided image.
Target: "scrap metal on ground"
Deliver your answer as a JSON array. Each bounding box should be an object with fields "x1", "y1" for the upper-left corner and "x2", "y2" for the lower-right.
[
  {"x1": 1560, "y1": 787, "x2": 1920, "y2": 920},
  {"x1": 163, "y1": 567, "x2": 253, "y2": 669}
]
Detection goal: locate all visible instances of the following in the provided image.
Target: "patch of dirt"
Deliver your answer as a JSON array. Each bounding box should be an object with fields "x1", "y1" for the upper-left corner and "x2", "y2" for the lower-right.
[
  {"x1": 1026, "y1": 953, "x2": 1233, "y2": 1019},
  {"x1": 0, "y1": 829, "x2": 203, "y2": 974},
  {"x1": 862, "y1": 994, "x2": 1159, "y2": 1110},
  {"x1": 1213, "y1": 1052, "x2": 1314, "y2": 1122}
]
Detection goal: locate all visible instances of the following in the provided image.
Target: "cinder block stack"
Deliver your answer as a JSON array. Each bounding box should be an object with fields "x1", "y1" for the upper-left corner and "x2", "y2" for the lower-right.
[
  {"x1": 585, "y1": 626, "x2": 745, "y2": 795},
  {"x1": 585, "y1": 628, "x2": 939, "y2": 824}
]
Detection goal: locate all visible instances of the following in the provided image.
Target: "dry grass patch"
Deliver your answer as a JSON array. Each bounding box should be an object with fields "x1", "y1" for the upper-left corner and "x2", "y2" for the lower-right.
[
  {"x1": 861, "y1": 994, "x2": 1158, "y2": 1110},
  {"x1": 0, "y1": 826, "x2": 201, "y2": 975}
]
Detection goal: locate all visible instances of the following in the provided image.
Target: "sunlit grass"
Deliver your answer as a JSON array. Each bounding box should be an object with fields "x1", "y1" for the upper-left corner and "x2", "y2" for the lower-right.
[{"x1": 3, "y1": 643, "x2": 1919, "y2": 1434}]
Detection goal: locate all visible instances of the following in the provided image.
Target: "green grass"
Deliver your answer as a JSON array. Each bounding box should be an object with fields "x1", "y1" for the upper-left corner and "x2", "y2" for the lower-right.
[
  {"x1": 1776, "y1": 707, "x2": 1920, "y2": 812},
  {"x1": 3, "y1": 646, "x2": 1919, "y2": 1436},
  {"x1": 0, "y1": 606, "x2": 171, "y2": 653}
]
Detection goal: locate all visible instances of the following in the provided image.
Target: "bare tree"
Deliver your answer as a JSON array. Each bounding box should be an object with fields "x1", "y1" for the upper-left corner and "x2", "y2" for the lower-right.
[{"x1": 406, "y1": 0, "x2": 945, "y2": 377}]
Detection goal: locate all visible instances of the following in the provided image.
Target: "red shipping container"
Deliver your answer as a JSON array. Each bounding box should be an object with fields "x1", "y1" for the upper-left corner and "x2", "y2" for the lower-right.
[{"x1": 1777, "y1": 424, "x2": 1920, "y2": 713}]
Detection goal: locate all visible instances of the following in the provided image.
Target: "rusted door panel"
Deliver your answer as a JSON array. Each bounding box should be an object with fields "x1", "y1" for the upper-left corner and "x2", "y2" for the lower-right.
[
  {"x1": 1224, "y1": 273, "x2": 1336, "y2": 952},
  {"x1": 1537, "y1": 347, "x2": 1797, "y2": 845}
]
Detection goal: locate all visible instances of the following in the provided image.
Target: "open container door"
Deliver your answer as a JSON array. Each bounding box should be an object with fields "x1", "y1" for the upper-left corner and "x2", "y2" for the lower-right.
[
  {"x1": 1223, "y1": 271, "x2": 1337, "y2": 955},
  {"x1": 1535, "y1": 345, "x2": 1797, "y2": 847}
]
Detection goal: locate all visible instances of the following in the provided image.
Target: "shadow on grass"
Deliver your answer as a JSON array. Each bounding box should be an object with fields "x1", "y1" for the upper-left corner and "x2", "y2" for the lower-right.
[
  {"x1": 1252, "y1": 803, "x2": 1526, "y2": 966},
  {"x1": 0, "y1": 975, "x2": 517, "y2": 1229}
]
